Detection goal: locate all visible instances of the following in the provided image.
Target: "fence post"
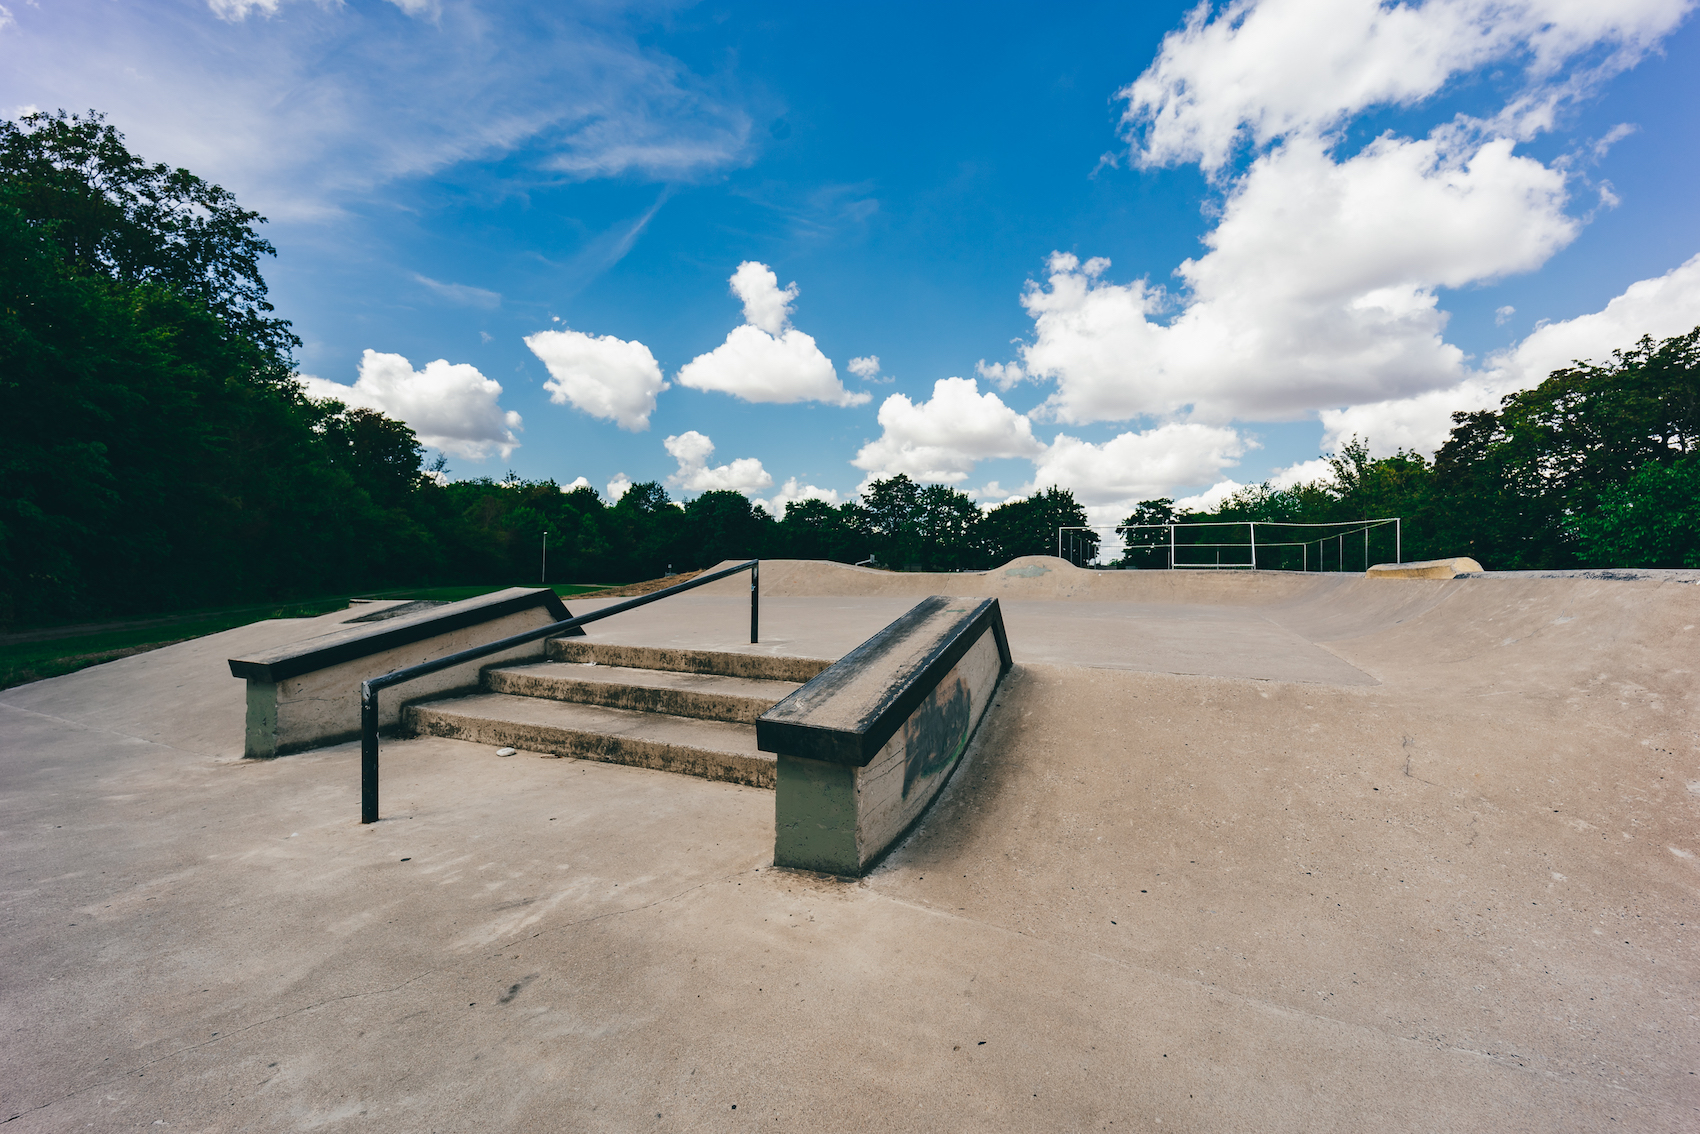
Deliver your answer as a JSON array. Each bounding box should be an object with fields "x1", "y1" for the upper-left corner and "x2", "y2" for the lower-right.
[
  {"x1": 1249, "y1": 522, "x2": 1257, "y2": 570},
  {"x1": 750, "y1": 560, "x2": 759, "y2": 644},
  {"x1": 1396, "y1": 518, "x2": 1402, "y2": 564}
]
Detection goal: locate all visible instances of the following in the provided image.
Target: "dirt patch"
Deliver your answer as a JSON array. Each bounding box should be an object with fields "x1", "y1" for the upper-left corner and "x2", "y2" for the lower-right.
[{"x1": 578, "y1": 570, "x2": 708, "y2": 599}]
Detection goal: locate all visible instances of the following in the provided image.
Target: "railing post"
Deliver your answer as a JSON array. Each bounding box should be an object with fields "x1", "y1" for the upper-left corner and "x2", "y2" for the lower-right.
[
  {"x1": 360, "y1": 680, "x2": 380, "y2": 824},
  {"x1": 750, "y1": 560, "x2": 759, "y2": 644}
]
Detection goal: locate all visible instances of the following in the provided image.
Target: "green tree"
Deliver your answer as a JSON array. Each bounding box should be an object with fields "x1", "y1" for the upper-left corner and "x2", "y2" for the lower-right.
[
  {"x1": 981, "y1": 486, "x2": 1092, "y2": 565},
  {"x1": 0, "y1": 110, "x2": 297, "y2": 358},
  {"x1": 1568, "y1": 455, "x2": 1700, "y2": 568}
]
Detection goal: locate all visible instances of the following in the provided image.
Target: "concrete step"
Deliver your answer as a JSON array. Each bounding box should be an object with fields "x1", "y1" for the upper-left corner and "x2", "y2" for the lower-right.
[
  {"x1": 547, "y1": 638, "x2": 832, "y2": 683},
  {"x1": 403, "y1": 693, "x2": 774, "y2": 788},
  {"x1": 484, "y1": 661, "x2": 800, "y2": 724}
]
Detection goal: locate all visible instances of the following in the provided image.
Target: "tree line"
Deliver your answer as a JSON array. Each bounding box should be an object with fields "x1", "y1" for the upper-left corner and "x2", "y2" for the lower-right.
[
  {"x1": 1118, "y1": 327, "x2": 1700, "y2": 572},
  {"x1": 0, "y1": 111, "x2": 1089, "y2": 627},
  {"x1": 4, "y1": 111, "x2": 1694, "y2": 629}
]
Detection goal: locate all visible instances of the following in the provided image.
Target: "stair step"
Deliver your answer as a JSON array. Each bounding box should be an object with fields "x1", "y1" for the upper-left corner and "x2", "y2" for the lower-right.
[
  {"x1": 403, "y1": 693, "x2": 773, "y2": 788},
  {"x1": 547, "y1": 639, "x2": 833, "y2": 683},
  {"x1": 485, "y1": 662, "x2": 800, "y2": 724}
]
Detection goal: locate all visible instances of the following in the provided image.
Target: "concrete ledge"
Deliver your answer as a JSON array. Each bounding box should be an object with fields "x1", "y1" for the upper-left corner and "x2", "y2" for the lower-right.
[
  {"x1": 758, "y1": 597, "x2": 1013, "y2": 876},
  {"x1": 228, "y1": 587, "x2": 577, "y2": 759},
  {"x1": 1366, "y1": 557, "x2": 1484, "y2": 580}
]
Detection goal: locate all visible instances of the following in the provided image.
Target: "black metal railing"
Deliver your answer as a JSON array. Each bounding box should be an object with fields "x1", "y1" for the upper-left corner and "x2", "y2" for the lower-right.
[{"x1": 359, "y1": 559, "x2": 759, "y2": 823}]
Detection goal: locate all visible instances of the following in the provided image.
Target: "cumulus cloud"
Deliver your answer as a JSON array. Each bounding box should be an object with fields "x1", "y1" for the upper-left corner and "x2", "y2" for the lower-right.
[
  {"x1": 606, "y1": 473, "x2": 633, "y2": 502},
  {"x1": 758, "y1": 478, "x2": 843, "y2": 517},
  {"x1": 1319, "y1": 252, "x2": 1700, "y2": 455},
  {"x1": 561, "y1": 476, "x2": 592, "y2": 492},
  {"x1": 1014, "y1": 127, "x2": 1576, "y2": 425},
  {"x1": 847, "y1": 355, "x2": 881, "y2": 380},
  {"x1": 664, "y1": 431, "x2": 773, "y2": 495},
  {"x1": 676, "y1": 263, "x2": 870, "y2": 407},
  {"x1": 1173, "y1": 480, "x2": 1246, "y2": 513},
  {"x1": 301, "y1": 349, "x2": 522, "y2": 460},
  {"x1": 852, "y1": 377, "x2": 1044, "y2": 485},
  {"x1": 955, "y1": 0, "x2": 1697, "y2": 470},
  {"x1": 1268, "y1": 457, "x2": 1336, "y2": 489},
  {"x1": 526, "y1": 327, "x2": 667, "y2": 431},
  {"x1": 1032, "y1": 424, "x2": 1252, "y2": 508},
  {"x1": 1121, "y1": 0, "x2": 1693, "y2": 173}
]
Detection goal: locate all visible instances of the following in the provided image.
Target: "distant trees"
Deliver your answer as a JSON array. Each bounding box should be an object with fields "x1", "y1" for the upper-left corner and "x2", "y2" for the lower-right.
[
  {"x1": 8, "y1": 106, "x2": 1693, "y2": 628},
  {"x1": 1112, "y1": 327, "x2": 1700, "y2": 570}
]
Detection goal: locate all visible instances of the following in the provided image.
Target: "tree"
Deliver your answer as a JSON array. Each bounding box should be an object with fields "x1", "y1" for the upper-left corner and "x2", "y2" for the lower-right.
[
  {"x1": 1568, "y1": 455, "x2": 1700, "y2": 568},
  {"x1": 0, "y1": 110, "x2": 297, "y2": 359},
  {"x1": 981, "y1": 486, "x2": 1092, "y2": 565},
  {"x1": 1115, "y1": 499, "x2": 1181, "y2": 569}
]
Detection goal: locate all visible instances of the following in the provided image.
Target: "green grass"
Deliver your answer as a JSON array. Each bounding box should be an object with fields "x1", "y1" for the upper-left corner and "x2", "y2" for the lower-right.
[
  {"x1": 356, "y1": 583, "x2": 613, "y2": 602},
  {"x1": 0, "y1": 597, "x2": 350, "y2": 691},
  {"x1": 0, "y1": 583, "x2": 611, "y2": 691}
]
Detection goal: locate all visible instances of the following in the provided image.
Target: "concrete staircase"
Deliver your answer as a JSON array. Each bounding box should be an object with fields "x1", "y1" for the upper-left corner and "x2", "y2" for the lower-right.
[{"x1": 400, "y1": 638, "x2": 833, "y2": 789}]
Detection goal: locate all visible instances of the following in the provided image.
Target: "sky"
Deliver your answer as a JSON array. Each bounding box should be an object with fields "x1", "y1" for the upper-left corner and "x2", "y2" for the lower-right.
[{"x1": 5, "y1": 0, "x2": 1700, "y2": 532}]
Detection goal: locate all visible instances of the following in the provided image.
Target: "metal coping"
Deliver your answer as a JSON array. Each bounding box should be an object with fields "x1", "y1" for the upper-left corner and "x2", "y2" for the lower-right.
[
  {"x1": 227, "y1": 588, "x2": 575, "y2": 682},
  {"x1": 755, "y1": 596, "x2": 1013, "y2": 767}
]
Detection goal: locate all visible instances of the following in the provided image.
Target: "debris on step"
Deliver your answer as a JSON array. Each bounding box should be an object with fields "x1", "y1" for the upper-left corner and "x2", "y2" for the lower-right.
[{"x1": 496, "y1": 747, "x2": 517, "y2": 757}]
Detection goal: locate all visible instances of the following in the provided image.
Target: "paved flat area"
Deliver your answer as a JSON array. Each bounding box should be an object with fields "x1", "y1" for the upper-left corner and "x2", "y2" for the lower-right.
[{"x1": 3, "y1": 562, "x2": 1697, "y2": 1131}]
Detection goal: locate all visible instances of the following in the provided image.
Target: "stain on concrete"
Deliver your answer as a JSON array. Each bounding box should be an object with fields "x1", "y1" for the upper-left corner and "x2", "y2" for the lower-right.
[{"x1": 902, "y1": 676, "x2": 971, "y2": 799}]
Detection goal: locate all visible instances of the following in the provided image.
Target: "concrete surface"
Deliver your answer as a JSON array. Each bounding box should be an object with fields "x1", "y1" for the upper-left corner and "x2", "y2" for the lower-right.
[
  {"x1": 485, "y1": 662, "x2": 801, "y2": 725},
  {"x1": 3, "y1": 564, "x2": 1698, "y2": 1131}
]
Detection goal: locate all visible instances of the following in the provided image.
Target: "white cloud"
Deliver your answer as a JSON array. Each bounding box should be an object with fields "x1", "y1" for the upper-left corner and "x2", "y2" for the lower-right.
[
  {"x1": 664, "y1": 431, "x2": 773, "y2": 495},
  {"x1": 759, "y1": 478, "x2": 843, "y2": 517},
  {"x1": 1121, "y1": 0, "x2": 1694, "y2": 173},
  {"x1": 729, "y1": 260, "x2": 796, "y2": 336},
  {"x1": 1320, "y1": 252, "x2": 1700, "y2": 456},
  {"x1": 1174, "y1": 480, "x2": 1246, "y2": 513},
  {"x1": 1495, "y1": 305, "x2": 1517, "y2": 325},
  {"x1": 676, "y1": 263, "x2": 871, "y2": 407},
  {"x1": 561, "y1": 476, "x2": 592, "y2": 492},
  {"x1": 526, "y1": 327, "x2": 667, "y2": 432},
  {"x1": 852, "y1": 377, "x2": 1044, "y2": 485},
  {"x1": 3, "y1": 2, "x2": 754, "y2": 222},
  {"x1": 847, "y1": 355, "x2": 881, "y2": 380},
  {"x1": 606, "y1": 473, "x2": 633, "y2": 502},
  {"x1": 1268, "y1": 457, "x2": 1336, "y2": 489},
  {"x1": 1016, "y1": 127, "x2": 1576, "y2": 426},
  {"x1": 1032, "y1": 423, "x2": 1252, "y2": 507},
  {"x1": 0, "y1": 5, "x2": 16, "y2": 33},
  {"x1": 974, "y1": 359, "x2": 1025, "y2": 390},
  {"x1": 301, "y1": 349, "x2": 522, "y2": 461},
  {"x1": 413, "y1": 274, "x2": 500, "y2": 309}
]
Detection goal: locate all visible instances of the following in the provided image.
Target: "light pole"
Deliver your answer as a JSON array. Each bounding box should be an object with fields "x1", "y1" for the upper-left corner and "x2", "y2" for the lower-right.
[{"x1": 541, "y1": 531, "x2": 548, "y2": 585}]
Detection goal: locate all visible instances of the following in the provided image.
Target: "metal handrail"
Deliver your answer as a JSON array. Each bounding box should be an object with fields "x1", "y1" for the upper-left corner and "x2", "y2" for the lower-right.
[{"x1": 358, "y1": 559, "x2": 760, "y2": 823}]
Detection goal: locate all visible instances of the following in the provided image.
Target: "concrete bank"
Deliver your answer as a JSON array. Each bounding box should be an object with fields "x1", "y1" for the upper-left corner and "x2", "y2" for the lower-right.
[{"x1": 2, "y1": 571, "x2": 1697, "y2": 1131}]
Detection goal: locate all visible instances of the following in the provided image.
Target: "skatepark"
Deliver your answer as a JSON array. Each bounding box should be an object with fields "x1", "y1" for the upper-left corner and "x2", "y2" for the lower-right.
[{"x1": 2, "y1": 558, "x2": 1696, "y2": 1131}]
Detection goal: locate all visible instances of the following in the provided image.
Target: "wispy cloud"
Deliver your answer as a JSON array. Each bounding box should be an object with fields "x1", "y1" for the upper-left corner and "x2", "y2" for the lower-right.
[
  {"x1": 0, "y1": 1, "x2": 755, "y2": 220},
  {"x1": 412, "y1": 273, "x2": 501, "y2": 309}
]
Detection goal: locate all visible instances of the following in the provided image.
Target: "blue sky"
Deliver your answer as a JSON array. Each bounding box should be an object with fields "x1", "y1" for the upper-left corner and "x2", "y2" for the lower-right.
[{"x1": 5, "y1": 0, "x2": 1699, "y2": 527}]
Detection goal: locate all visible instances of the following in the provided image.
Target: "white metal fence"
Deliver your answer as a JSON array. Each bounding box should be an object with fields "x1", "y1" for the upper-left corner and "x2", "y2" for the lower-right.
[{"x1": 1057, "y1": 518, "x2": 1402, "y2": 571}]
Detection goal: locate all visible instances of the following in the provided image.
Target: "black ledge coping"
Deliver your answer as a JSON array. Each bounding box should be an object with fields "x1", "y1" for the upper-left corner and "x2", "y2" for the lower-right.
[
  {"x1": 227, "y1": 587, "x2": 576, "y2": 683},
  {"x1": 755, "y1": 596, "x2": 1013, "y2": 767}
]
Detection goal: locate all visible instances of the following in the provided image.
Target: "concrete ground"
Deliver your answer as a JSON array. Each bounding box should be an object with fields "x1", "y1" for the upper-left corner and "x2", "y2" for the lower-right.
[{"x1": 3, "y1": 560, "x2": 1697, "y2": 1131}]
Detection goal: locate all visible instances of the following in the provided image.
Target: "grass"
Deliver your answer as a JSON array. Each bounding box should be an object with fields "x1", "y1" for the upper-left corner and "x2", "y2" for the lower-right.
[
  {"x1": 356, "y1": 583, "x2": 613, "y2": 603},
  {"x1": 0, "y1": 597, "x2": 350, "y2": 691},
  {"x1": 0, "y1": 582, "x2": 614, "y2": 691}
]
